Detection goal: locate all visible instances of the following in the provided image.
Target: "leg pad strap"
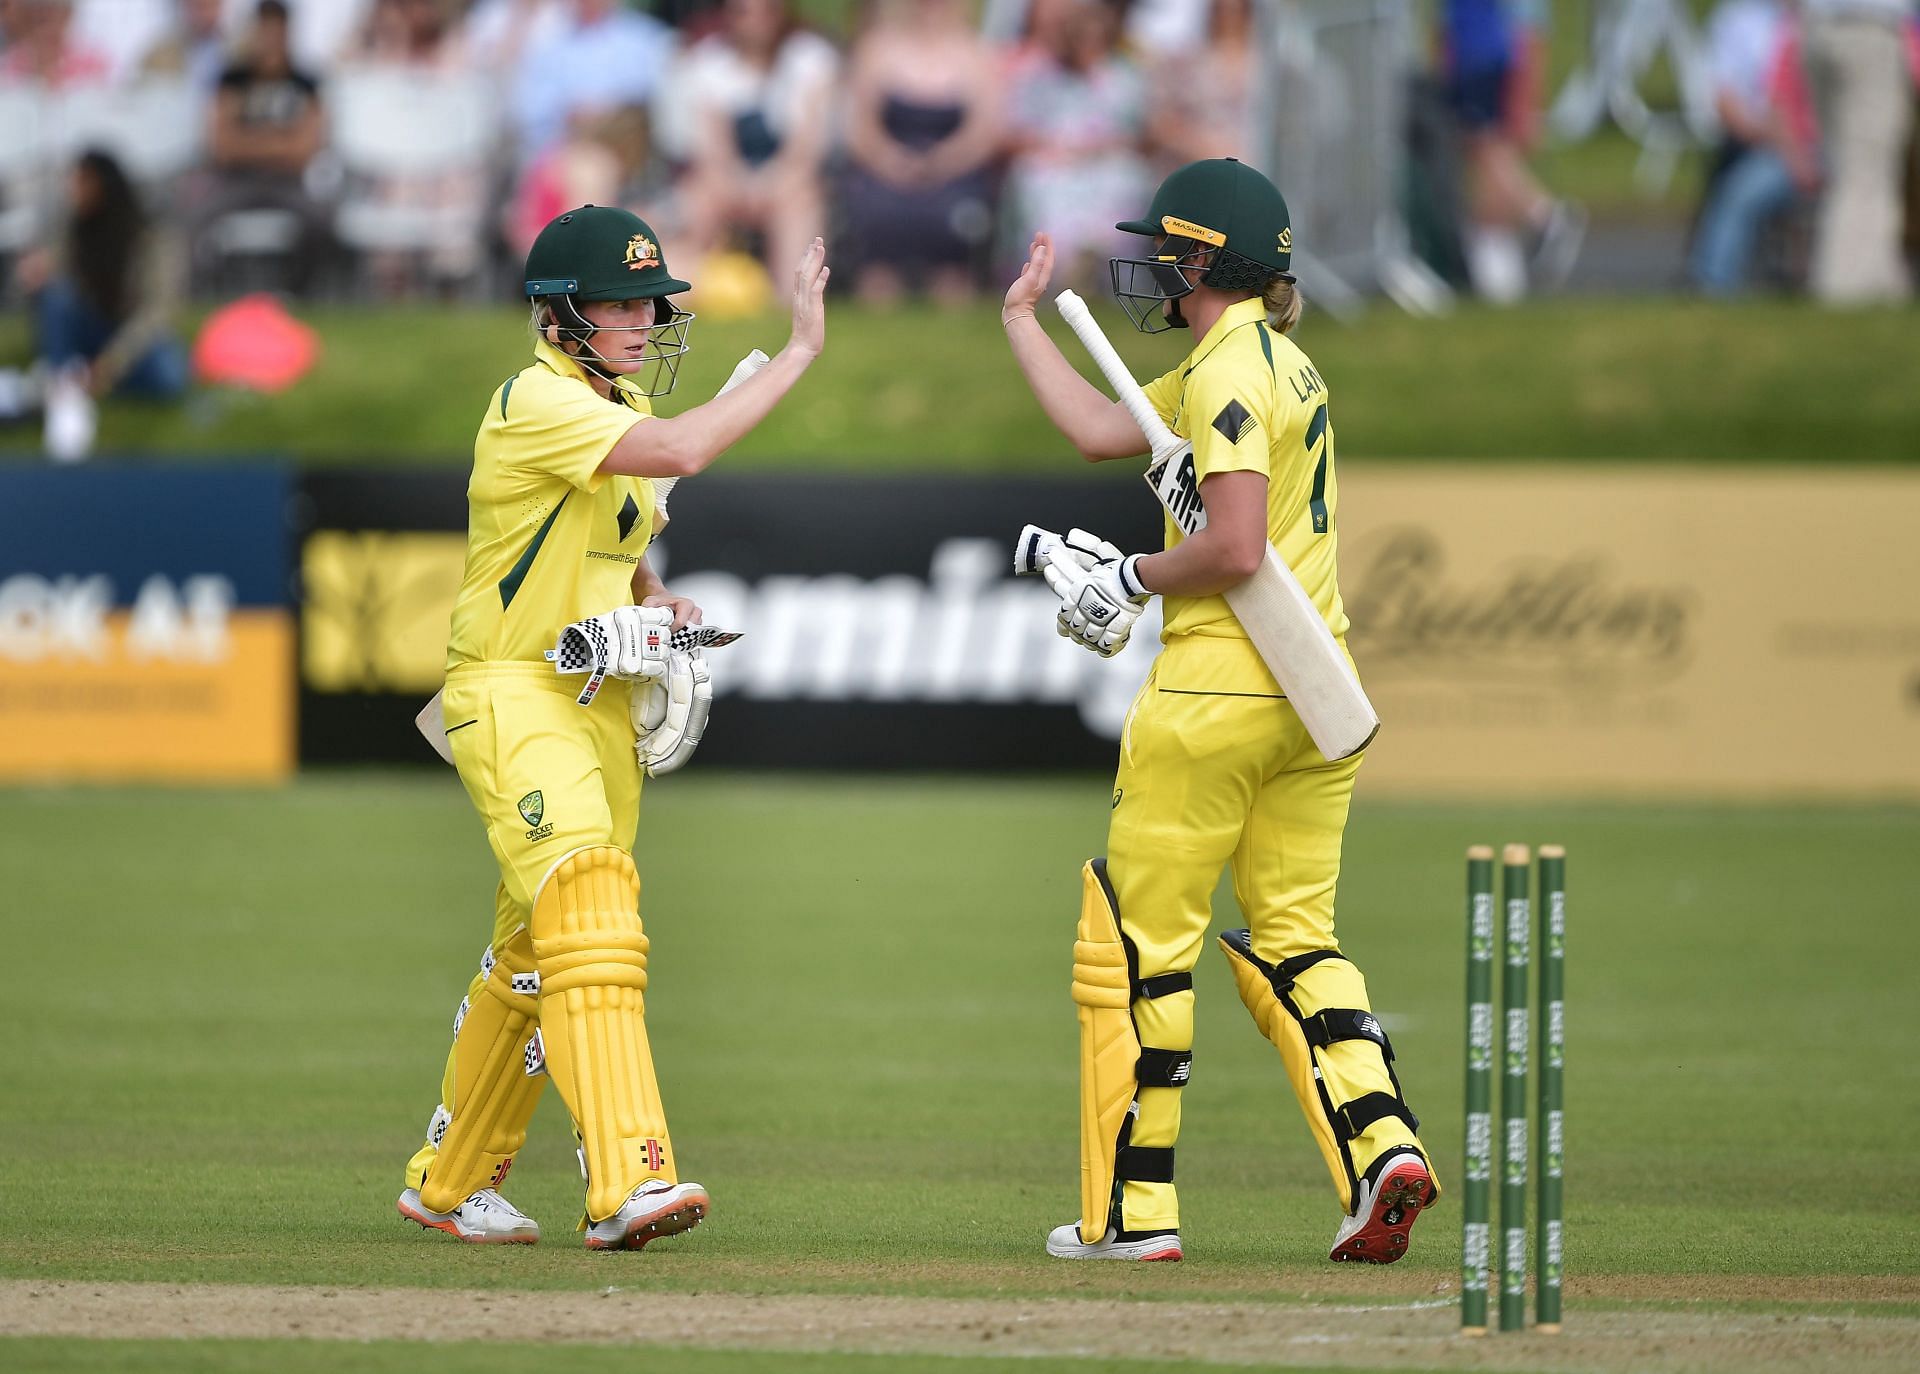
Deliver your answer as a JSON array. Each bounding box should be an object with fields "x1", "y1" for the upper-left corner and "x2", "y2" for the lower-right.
[
  {"x1": 1136, "y1": 1047, "x2": 1192, "y2": 1087},
  {"x1": 1115, "y1": 1144, "x2": 1175, "y2": 1183}
]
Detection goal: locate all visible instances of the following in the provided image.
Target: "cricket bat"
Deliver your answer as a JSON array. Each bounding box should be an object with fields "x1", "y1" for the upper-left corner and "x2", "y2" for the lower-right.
[
  {"x1": 1053, "y1": 290, "x2": 1380, "y2": 761},
  {"x1": 414, "y1": 348, "x2": 774, "y2": 765}
]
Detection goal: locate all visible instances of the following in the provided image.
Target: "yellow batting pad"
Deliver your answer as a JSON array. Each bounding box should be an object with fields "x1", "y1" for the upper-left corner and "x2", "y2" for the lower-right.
[
  {"x1": 1220, "y1": 931, "x2": 1432, "y2": 1212},
  {"x1": 1073, "y1": 859, "x2": 1140, "y2": 1244},
  {"x1": 530, "y1": 845, "x2": 676, "y2": 1222},
  {"x1": 1220, "y1": 933, "x2": 1352, "y2": 1212},
  {"x1": 417, "y1": 928, "x2": 547, "y2": 1213}
]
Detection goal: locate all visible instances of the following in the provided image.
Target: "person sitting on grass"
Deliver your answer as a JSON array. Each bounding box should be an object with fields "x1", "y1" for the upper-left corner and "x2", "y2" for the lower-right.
[{"x1": 12, "y1": 148, "x2": 188, "y2": 456}]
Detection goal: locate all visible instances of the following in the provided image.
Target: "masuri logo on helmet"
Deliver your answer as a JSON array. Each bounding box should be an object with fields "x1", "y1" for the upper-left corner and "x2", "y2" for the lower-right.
[{"x1": 1111, "y1": 158, "x2": 1295, "y2": 334}]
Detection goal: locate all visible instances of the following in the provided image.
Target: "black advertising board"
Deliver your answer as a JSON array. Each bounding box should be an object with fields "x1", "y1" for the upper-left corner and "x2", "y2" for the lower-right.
[{"x1": 297, "y1": 470, "x2": 1166, "y2": 770}]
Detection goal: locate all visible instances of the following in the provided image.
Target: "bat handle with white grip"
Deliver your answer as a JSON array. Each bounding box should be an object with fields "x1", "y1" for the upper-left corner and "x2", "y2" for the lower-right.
[{"x1": 1054, "y1": 290, "x2": 1182, "y2": 460}]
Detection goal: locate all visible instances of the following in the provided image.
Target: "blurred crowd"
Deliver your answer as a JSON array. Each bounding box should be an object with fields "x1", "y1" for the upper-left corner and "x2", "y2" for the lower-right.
[{"x1": 1, "y1": 0, "x2": 1916, "y2": 443}]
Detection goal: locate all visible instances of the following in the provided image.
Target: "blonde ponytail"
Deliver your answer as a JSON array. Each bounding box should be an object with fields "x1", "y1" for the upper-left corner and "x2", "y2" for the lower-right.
[{"x1": 1263, "y1": 277, "x2": 1304, "y2": 335}]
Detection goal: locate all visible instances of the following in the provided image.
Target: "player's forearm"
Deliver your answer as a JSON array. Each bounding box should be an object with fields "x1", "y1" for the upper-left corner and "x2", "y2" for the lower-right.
[
  {"x1": 1135, "y1": 531, "x2": 1264, "y2": 597},
  {"x1": 600, "y1": 346, "x2": 813, "y2": 478},
  {"x1": 630, "y1": 556, "x2": 668, "y2": 602},
  {"x1": 1003, "y1": 316, "x2": 1147, "y2": 461}
]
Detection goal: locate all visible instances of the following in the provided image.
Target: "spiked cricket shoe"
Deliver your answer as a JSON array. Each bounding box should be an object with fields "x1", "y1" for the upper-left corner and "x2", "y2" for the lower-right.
[
  {"x1": 1330, "y1": 1148, "x2": 1436, "y2": 1264},
  {"x1": 584, "y1": 1179, "x2": 710, "y2": 1251},
  {"x1": 1046, "y1": 1221, "x2": 1183, "y2": 1261},
  {"x1": 397, "y1": 1187, "x2": 539, "y2": 1244}
]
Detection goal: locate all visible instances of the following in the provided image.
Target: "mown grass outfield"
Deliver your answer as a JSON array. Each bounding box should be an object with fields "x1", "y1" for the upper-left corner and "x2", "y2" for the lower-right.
[
  {"x1": 3, "y1": 298, "x2": 1918, "y2": 466},
  {"x1": 2, "y1": 775, "x2": 1917, "y2": 1372}
]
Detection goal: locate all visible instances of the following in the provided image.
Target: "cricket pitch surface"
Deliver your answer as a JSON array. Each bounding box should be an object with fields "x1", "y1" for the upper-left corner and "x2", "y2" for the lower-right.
[{"x1": 6, "y1": 1277, "x2": 1919, "y2": 1371}]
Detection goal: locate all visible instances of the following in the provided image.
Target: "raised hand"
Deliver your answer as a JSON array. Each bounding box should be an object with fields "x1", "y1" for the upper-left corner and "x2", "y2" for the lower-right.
[
  {"x1": 788, "y1": 237, "x2": 829, "y2": 359},
  {"x1": 1003, "y1": 231, "x2": 1054, "y2": 326}
]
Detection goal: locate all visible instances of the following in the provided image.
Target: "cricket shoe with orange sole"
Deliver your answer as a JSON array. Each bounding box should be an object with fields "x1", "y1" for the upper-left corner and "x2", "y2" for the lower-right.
[
  {"x1": 397, "y1": 1187, "x2": 540, "y2": 1244},
  {"x1": 1045, "y1": 1222, "x2": 1183, "y2": 1261},
  {"x1": 1329, "y1": 1147, "x2": 1436, "y2": 1264},
  {"x1": 584, "y1": 1179, "x2": 710, "y2": 1251}
]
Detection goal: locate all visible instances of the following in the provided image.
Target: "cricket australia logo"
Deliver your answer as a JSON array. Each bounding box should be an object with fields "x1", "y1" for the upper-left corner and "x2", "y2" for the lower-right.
[
  {"x1": 518, "y1": 790, "x2": 554, "y2": 843},
  {"x1": 625, "y1": 234, "x2": 660, "y2": 270}
]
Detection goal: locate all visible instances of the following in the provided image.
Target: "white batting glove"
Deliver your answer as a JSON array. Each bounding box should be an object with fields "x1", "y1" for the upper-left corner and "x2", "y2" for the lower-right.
[
  {"x1": 548, "y1": 605, "x2": 674, "y2": 706},
  {"x1": 631, "y1": 650, "x2": 713, "y2": 777},
  {"x1": 1041, "y1": 536, "x2": 1151, "y2": 658}
]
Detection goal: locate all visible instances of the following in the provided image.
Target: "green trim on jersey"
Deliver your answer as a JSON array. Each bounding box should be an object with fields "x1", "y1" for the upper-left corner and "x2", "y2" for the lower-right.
[
  {"x1": 497, "y1": 494, "x2": 569, "y2": 612},
  {"x1": 499, "y1": 376, "x2": 516, "y2": 419}
]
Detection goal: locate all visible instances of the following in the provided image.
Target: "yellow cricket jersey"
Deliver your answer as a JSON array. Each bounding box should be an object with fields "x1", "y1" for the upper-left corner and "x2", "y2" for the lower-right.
[
  {"x1": 1140, "y1": 296, "x2": 1349, "y2": 649},
  {"x1": 446, "y1": 338, "x2": 658, "y2": 670}
]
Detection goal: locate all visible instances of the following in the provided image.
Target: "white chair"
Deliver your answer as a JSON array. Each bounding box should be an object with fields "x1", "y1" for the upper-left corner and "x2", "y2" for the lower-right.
[
  {"x1": 329, "y1": 67, "x2": 498, "y2": 276},
  {"x1": 51, "y1": 80, "x2": 205, "y2": 188},
  {"x1": 0, "y1": 84, "x2": 49, "y2": 254}
]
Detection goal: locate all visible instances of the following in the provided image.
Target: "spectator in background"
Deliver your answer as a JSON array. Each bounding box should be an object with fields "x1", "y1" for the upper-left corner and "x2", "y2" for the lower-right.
[
  {"x1": 191, "y1": 0, "x2": 329, "y2": 293},
  {"x1": 1690, "y1": 0, "x2": 1819, "y2": 294},
  {"x1": 510, "y1": 0, "x2": 670, "y2": 165},
  {"x1": 0, "y1": 0, "x2": 112, "y2": 86},
  {"x1": 13, "y1": 148, "x2": 187, "y2": 456},
  {"x1": 142, "y1": 0, "x2": 232, "y2": 93},
  {"x1": 346, "y1": 0, "x2": 488, "y2": 292},
  {"x1": 1145, "y1": 0, "x2": 1255, "y2": 167},
  {"x1": 72, "y1": 0, "x2": 173, "y2": 83},
  {"x1": 354, "y1": 0, "x2": 462, "y2": 67},
  {"x1": 1440, "y1": 0, "x2": 1582, "y2": 302},
  {"x1": 1801, "y1": 0, "x2": 1914, "y2": 302},
  {"x1": 508, "y1": 106, "x2": 655, "y2": 258},
  {"x1": 841, "y1": 0, "x2": 1000, "y2": 304},
  {"x1": 675, "y1": 0, "x2": 836, "y2": 285},
  {"x1": 1002, "y1": 0, "x2": 1148, "y2": 290}
]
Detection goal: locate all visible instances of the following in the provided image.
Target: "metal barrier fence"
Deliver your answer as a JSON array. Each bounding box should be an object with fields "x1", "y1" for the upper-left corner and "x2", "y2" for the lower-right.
[{"x1": 1250, "y1": 0, "x2": 1452, "y2": 317}]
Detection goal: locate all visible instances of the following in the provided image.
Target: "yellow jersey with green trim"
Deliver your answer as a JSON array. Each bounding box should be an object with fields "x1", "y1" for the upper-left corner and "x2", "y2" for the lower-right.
[
  {"x1": 445, "y1": 338, "x2": 657, "y2": 670},
  {"x1": 1140, "y1": 296, "x2": 1349, "y2": 650}
]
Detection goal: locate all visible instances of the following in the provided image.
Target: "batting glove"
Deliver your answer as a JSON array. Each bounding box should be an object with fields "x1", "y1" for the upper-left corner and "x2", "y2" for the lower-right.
[
  {"x1": 1040, "y1": 530, "x2": 1150, "y2": 658},
  {"x1": 631, "y1": 650, "x2": 713, "y2": 776},
  {"x1": 548, "y1": 604, "x2": 674, "y2": 706}
]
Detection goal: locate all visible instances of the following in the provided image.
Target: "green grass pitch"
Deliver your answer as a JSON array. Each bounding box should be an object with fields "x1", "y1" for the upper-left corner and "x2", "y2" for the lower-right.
[{"x1": 2, "y1": 775, "x2": 1917, "y2": 1371}]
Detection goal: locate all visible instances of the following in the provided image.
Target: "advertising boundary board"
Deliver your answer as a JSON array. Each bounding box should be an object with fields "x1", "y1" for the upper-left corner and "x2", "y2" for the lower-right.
[{"x1": 295, "y1": 466, "x2": 1920, "y2": 797}]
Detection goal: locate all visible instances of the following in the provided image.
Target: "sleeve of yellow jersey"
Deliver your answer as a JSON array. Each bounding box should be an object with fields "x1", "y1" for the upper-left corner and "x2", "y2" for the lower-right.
[
  {"x1": 1184, "y1": 354, "x2": 1276, "y2": 483},
  {"x1": 1140, "y1": 365, "x2": 1183, "y2": 431},
  {"x1": 500, "y1": 367, "x2": 649, "y2": 493}
]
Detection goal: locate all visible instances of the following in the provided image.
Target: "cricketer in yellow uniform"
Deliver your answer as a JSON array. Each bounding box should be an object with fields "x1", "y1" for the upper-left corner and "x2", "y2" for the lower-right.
[
  {"x1": 1046, "y1": 159, "x2": 1435, "y2": 1264},
  {"x1": 400, "y1": 206, "x2": 709, "y2": 1246},
  {"x1": 400, "y1": 337, "x2": 663, "y2": 1207}
]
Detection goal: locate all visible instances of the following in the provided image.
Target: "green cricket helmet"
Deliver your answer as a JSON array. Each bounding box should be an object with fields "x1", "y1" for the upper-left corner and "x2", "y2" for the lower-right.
[
  {"x1": 1112, "y1": 158, "x2": 1295, "y2": 334},
  {"x1": 524, "y1": 205, "x2": 695, "y2": 396}
]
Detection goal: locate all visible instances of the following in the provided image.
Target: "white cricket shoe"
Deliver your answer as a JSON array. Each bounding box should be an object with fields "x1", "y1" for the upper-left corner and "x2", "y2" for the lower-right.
[
  {"x1": 396, "y1": 1187, "x2": 540, "y2": 1244},
  {"x1": 583, "y1": 1179, "x2": 710, "y2": 1251},
  {"x1": 1329, "y1": 1147, "x2": 1436, "y2": 1264},
  {"x1": 1046, "y1": 1221, "x2": 1183, "y2": 1261}
]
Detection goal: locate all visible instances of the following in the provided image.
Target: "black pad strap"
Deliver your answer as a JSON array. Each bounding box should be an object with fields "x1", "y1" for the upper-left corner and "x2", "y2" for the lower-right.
[
  {"x1": 1114, "y1": 1145, "x2": 1175, "y2": 1183},
  {"x1": 1135, "y1": 971, "x2": 1193, "y2": 1000},
  {"x1": 1136, "y1": 1048, "x2": 1193, "y2": 1087},
  {"x1": 1270, "y1": 948, "x2": 1348, "y2": 992},
  {"x1": 1333, "y1": 1092, "x2": 1420, "y2": 1142},
  {"x1": 1302, "y1": 1008, "x2": 1394, "y2": 1060}
]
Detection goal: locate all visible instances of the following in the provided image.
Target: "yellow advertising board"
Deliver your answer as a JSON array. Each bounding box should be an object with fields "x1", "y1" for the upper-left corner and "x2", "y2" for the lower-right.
[
  {"x1": 0, "y1": 469, "x2": 294, "y2": 783},
  {"x1": 1339, "y1": 467, "x2": 1920, "y2": 798}
]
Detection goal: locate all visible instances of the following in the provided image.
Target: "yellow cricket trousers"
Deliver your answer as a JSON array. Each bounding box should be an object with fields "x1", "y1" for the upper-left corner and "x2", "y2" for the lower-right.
[{"x1": 1103, "y1": 634, "x2": 1421, "y2": 1230}]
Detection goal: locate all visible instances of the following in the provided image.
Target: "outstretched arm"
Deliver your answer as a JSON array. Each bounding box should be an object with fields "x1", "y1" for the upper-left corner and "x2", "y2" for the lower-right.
[
  {"x1": 599, "y1": 239, "x2": 830, "y2": 479},
  {"x1": 1002, "y1": 232, "x2": 1150, "y2": 462}
]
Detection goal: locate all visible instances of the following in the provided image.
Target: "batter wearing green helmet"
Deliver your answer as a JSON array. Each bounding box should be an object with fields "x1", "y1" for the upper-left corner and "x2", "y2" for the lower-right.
[
  {"x1": 396, "y1": 211, "x2": 829, "y2": 1249},
  {"x1": 1004, "y1": 160, "x2": 1440, "y2": 1266}
]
